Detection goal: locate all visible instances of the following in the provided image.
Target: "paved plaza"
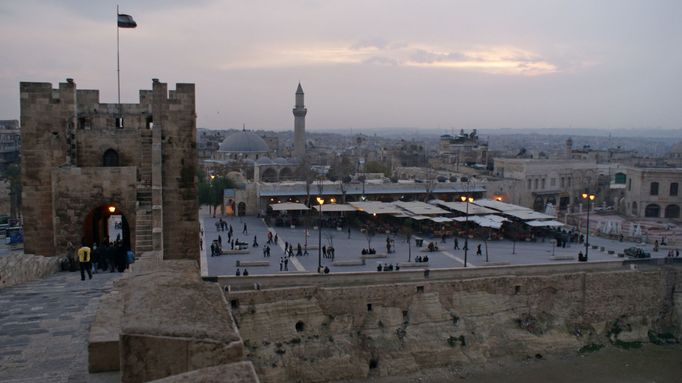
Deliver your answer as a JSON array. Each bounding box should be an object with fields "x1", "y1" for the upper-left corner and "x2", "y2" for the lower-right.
[
  {"x1": 0, "y1": 270, "x2": 120, "y2": 383},
  {"x1": 200, "y1": 208, "x2": 670, "y2": 277}
]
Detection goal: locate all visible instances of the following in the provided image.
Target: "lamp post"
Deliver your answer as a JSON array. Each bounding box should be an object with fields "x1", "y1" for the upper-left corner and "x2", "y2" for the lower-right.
[
  {"x1": 580, "y1": 192, "x2": 596, "y2": 262},
  {"x1": 460, "y1": 195, "x2": 474, "y2": 267},
  {"x1": 316, "y1": 178, "x2": 325, "y2": 273}
]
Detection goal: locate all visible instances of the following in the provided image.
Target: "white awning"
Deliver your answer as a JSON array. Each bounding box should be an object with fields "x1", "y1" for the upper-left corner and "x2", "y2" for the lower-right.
[
  {"x1": 350, "y1": 201, "x2": 403, "y2": 215},
  {"x1": 393, "y1": 201, "x2": 450, "y2": 215},
  {"x1": 409, "y1": 215, "x2": 431, "y2": 221},
  {"x1": 435, "y1": 201, "x2": 497, "y2": 215},
  {"x1": 312, "y1": 204, "x2": 357, "y2": 212},
  {"x1": 525, "y1": 219, "x2": 565, "y2": 227},
  {"x1": 269, "y1": 202, "x2": 310, "y2": 211},
  {"x1": 429, "y1": 216, "x2": 453, "y2": 223},
  {"x1": 453, "y1": 215, "x2": 504, "y2": 229},
  {"x1": 503, "y1": 210, "x2": 555, "y2": 221},
  {"x1": 473, "y1": 199, "x2": 532, "y2": 212}
]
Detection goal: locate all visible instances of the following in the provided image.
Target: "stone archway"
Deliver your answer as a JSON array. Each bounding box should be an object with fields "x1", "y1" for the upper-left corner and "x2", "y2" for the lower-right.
[
  {"x1": 665, "y1": 204, "x2": 680, "y2": 219},
  {"x1": 261, "y1": 167, "x2": 277, "y2": 182},
  {"x1": 279, "y1": 167, "x2": 293, "y2": 181},
  {"x1": 82, "y1": 204, "x2": 131, "y2": 250},
  {"x1": 533, "y1": 196, "x2": 544, "y2": 211},
  {"x1": 237, "y1": 202, "x2": 246, "y2": 217}
]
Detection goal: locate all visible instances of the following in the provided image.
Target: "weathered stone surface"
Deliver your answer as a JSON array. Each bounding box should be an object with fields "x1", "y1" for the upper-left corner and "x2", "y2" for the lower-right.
[
  {"x1": 229, "y1": 266, "x2": 682, "y2": 382},
  {"x1": 0, "y1": 253, "x2": 60, "y2": 288},
  {"x1": 148, "y1": 361, "x2": 260, "y2": 383},
  {"x1": 88, "y1": 290, "x2": 122, "y2": 372},
  {"x1": 119, "y1": 259, "x2": 244, "y2": 382}
]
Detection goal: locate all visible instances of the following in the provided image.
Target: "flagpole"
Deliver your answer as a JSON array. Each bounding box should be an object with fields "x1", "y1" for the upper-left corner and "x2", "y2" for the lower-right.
[{"x1": 116, "y1": 5, "x2": 121, "y2": 113}]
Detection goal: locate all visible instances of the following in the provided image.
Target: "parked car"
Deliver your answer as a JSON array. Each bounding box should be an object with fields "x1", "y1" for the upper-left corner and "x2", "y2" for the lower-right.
[{"x1": 624, "y1": 247, "x2": 650, "y2": 258}]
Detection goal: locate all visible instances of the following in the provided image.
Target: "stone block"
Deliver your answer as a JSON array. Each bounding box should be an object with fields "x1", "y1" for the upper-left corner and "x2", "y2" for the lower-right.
[
  {"x1": 88, "y1": 291, "x2": 122, "y2": 372},
  {"x1": 147, "y1": 361, "x2": 260, "y2": 383}
]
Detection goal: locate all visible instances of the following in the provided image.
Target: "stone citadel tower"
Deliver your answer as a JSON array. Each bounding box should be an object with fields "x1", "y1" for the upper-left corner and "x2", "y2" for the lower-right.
[
  {"x1": 19, "y1": 78, "x2": 199, "y2": 260},
  {"x1": 292, "y1": 83, "x2": 307, "y2": 159}
]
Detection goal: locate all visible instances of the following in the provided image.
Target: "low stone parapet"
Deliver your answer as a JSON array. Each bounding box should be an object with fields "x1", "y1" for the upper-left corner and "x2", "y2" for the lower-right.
[
  {"x1": 0, "y1": 253, "x2": 61, "y2": 289},
  {"x1": 333, "y1": 259, "x2": 365, "y2": 267},
  {"x1": 236, "y1": 261, "x2": 269, "y2": 267},
  {"x1": 360, "y1": 253, "x2": 387, "y2": 259},
  {"x1": 550, "y1": 255, "x2": 575, "y2": 261},
  {"x1": 221, "y1": 249, "x2": 250, "y2": 255},
  {"x1": 398, "y1": 262, "x2": 430, "y2": 268}
]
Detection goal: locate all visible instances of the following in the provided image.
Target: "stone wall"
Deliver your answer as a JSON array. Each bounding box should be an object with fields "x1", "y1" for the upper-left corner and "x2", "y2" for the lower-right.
[
  {"x1": 0, "y1": 253, "x2": 60, "y2": 289},
  {"x1": 20, "y1": 81, "x2": 74, "y2": 256},
  {"x1": 227, "y1": 265, "x2": 682, "y2": 382},
  {"x1": 51, "y1": 166, "x2": 137, "y2": 255},
  {"x1": 154, "y1": 82, "x2": 200, "y2": 261}
]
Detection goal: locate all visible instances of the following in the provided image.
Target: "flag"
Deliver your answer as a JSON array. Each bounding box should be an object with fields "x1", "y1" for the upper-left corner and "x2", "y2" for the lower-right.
[{"x1": 117, "y1": 14, "x2": 137, "y2": 28}]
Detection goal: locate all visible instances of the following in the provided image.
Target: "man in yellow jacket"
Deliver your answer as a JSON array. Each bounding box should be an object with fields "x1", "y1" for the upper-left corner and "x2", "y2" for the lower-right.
[{"x1": 77, "y1": 242, "x2": 92, "y2": 281}]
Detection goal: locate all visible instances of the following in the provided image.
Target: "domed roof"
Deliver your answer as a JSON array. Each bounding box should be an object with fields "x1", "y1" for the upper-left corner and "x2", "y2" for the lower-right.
[
  {"x1": 273, "y1": 157, "x2": 289, "y2": 165},
  {"x1": 218, "y1": 131, "x2": 269, "y2": 153},
  {"x1": 255, "y1": 157, "x2": 273, "y2": 165}
]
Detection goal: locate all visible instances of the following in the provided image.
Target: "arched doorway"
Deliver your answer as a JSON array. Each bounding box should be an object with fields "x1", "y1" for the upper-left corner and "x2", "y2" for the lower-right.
[
  {"x1": 533, "y1": 196, "x2": 544, "y2": 211},
  {"x1": 237, "y1": 202, "x2": 246, "y2": 216},
  {"x1": 279, "y1": 167, "x2": 293, "y2": 181},
  {"x1": 103, "y1": 149, "x2": 120, "y2": 167},
  {"x1": 261, "y1": 167, "x2": 277, "y2": 182},
  {"x1": 644, "y1": 204, "x2": 660, "y2": 218},
  {"x1": 82, "y1": 204, "x2": 131, "y2": 250},
  {"x1": 665, "y1": 204, "x2": 680, "y2": 219}
]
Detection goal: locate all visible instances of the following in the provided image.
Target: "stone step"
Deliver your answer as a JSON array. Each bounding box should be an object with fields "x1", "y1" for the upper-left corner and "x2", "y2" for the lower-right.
[{"x1": 88, "y1": 290, "x2": 122, "y2": 372}]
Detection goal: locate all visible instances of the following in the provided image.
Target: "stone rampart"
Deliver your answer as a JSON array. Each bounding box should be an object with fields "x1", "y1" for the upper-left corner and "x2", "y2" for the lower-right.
[
  {"x1": 226, "y1": 263, "x2": 682, "y2": 382},
  {"x1": 0, "y1": 253, "x2": 60, "y2": 288}
]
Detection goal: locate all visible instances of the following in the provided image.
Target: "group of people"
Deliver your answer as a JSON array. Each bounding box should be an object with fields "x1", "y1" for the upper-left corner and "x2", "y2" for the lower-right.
[
  {"x1": 665, "y1": 249, "x2": 680, "y2": 257},
  {"x1": 377, "y1": 263, "x2": 400, "y2": 272},
  {"x1": 284, "y1": 242, "x2": 309, "y2": 257},
  {"x1": 414, "y1": 255, "x2": 429, "y2": 263},
  {"x1": 361, "y1": 248, "x2": 377, "y2": 255},
  {"x1": 72, "y1": 239, "x2": 134, "y2": 281}
]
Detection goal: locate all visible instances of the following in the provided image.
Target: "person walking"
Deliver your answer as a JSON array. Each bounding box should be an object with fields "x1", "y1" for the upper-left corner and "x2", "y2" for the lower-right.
[
  {"x1": 253, "y1": 235, "x2": 259, "y2": 248},
  {"x1": 348, "y1": 226, "x2": 351, "y2": 239},
  {"x1": 454, "y1": 237, "x2": 459, "y2": 250},
  {"x1": 243, "y1": 223, "x2": 248, "y2": 235},
  {"x1": 77, "y1": 242, "x2": 92, "y2": 281},
  {"x1": 284, "y1": 257, "x2": 289, "y2": 271},
  {"x1": 476, "y1": 244, "x2": 482, "y2": 256}
]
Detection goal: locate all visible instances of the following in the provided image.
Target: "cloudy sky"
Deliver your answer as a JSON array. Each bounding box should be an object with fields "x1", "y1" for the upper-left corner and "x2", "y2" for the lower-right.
[{"x1": 1, "y1": 0, "x2": 680, "y2": 132}]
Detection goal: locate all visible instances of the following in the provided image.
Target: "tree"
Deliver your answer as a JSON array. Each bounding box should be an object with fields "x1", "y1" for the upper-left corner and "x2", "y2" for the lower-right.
[
  {"x1": 364, "y1": 160, "x2": 391, "y2": 177},
  {"x1": 2, "y1": 164, "x2": 21, "y2": 219},
  {"x1": 196, "y1": 169, "x2": 236, "y2": 217},
  {"x1": 401, "y1": 223, "x2": 414, "y2": 262}
]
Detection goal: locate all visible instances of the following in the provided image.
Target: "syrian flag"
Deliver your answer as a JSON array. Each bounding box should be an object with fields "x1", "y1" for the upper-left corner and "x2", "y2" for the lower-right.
[{"x1": 117, "y1": 13, "x2": 137, "y2": 28}]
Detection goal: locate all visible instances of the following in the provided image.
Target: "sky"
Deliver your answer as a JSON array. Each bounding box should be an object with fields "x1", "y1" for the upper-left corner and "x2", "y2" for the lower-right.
[{"x1": 1, "y1": 0, "x2": 681, "y2": 132}]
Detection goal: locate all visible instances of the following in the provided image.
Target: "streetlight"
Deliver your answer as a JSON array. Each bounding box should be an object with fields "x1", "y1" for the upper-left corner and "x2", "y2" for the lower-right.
[
  {"x1": 316, "y1": 196, "x2": 324, "y2": 273},
  {"x1": 460, "y1": 195, "x2": 474, "y2": 267},
  {"x1": 580, "y1": 192, "x2": 596, "y2": 262}
]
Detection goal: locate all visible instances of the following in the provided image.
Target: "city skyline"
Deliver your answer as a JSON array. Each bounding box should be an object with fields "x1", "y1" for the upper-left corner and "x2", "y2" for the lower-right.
[{"x1": 1, "y1": 0, "x2": 681, "y2": 131}]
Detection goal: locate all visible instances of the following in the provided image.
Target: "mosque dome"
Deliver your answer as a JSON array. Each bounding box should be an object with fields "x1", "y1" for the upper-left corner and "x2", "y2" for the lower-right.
[
  {"x1": 255, "y1": 157, "x2": 273, "y2": 165},
  {"x1": 273, "y1": 157, "x2": 289, "y2": 165},
  {"x1": 218, "y1": 130, "x2": 269, "y2": 153}
]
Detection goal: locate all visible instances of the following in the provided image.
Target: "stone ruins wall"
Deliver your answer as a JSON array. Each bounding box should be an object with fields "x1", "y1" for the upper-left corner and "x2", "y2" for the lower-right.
[
  {"x1": 51, "y1": 166, "x2": 137, "y2": 252},
  {"x1": 154, "y1": 82, "x2": 200, "y2": 261},
  {"x1": 20, "y1": 81, "x2": 74, "y2": 256},
  {"x1": 227, "y1": 265, "x2": 682, "y2": 382}
]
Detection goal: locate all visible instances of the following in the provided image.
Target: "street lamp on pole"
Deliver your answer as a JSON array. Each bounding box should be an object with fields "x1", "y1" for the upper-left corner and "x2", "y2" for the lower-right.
[
  {"x1": 316, "y1": 194, "x2": 324, "y2": 273},
  {"x1": 580, "y1": 192, "x2": 596, "y2": 262},
  {"x1": 460, "y1": 195, "x2": 474, "y2": 267}
]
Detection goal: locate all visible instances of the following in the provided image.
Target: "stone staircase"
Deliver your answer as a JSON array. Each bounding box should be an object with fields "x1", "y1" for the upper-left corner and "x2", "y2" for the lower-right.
[{"x1": 135, "y1": 131, "x2": 154, "y2": 253}]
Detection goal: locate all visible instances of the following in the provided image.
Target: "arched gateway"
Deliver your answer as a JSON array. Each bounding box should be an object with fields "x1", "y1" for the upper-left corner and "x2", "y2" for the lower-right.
[{"x1": 82, "y1": 204, "x2": 131, "y2": 250}]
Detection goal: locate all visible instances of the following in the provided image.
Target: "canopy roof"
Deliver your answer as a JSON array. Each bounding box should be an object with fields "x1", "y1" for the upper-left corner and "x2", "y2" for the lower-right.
[
  {"x1": 525, "y1": 219, "x2": 565, "y2": 227},
  {"x1": 473, "y1": 199, "x2": 532, "y2": 212},
  {"x1": 312, "y1": 204, "x2": 357, "y2": 212},
  {"x1": 502, "y1": 210, "x2": 555, "y2": 221},
  {"x1": 453, "y1": 215, "x2": 506, "y2": 229},
  {"x1": 269, "y1": 202, "x2": 310, "y2": 211},
  {"x1": 429, "y1": 216, "x2": 453, "y2": 223},
  {"x1": 349, "y1": 201, "x2": 403, "y2": 215},
  {"x1": 393, "y1": 201, "x2": 450, "y2": 215},
  {"x1": 435, "y1": 201, "x2": 497, "y2": 215}
]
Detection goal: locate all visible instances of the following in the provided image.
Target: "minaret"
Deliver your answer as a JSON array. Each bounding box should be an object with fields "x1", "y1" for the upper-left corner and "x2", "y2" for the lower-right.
[{"x1": 293, "y1": 82, "x2": 307, "y2": 159}]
